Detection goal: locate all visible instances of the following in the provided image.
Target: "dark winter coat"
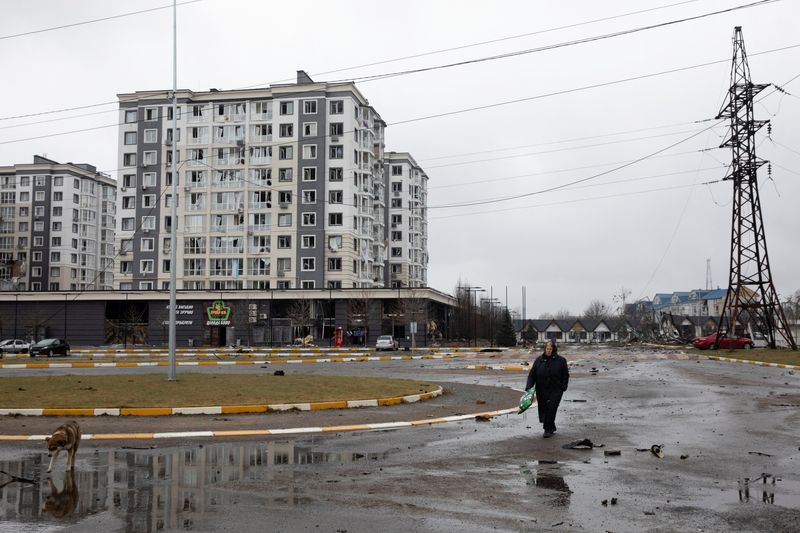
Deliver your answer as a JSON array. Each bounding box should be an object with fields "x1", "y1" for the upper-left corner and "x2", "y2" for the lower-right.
[{"x1": 525, "y1": 353, "x2": 569, "y2": 425}]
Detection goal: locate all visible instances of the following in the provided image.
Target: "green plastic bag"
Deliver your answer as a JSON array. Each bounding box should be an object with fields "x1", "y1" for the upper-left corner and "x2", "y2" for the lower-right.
[{"x1": 518, "y1": 386, "x2": 535, "y2": 414}]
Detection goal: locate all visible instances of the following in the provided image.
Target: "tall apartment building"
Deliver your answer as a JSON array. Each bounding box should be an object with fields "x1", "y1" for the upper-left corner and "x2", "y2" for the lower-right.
[
  {"x1": 115, "y1": 71, "x2": 427, "y2": 291},
  {"x1": 0, "y1": 156, "x2": 116, "y2": 291},
  {"x1": 385, "y1": 152, "x2": 429, "y2": 288}
]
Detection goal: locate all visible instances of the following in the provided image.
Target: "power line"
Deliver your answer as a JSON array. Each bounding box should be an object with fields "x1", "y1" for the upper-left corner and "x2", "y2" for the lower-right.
[
  {"x1": 426, "y1": 121, "x2": 724, "y2": 209},
  {"x1": 2, "y1": 44, "x2": 796, "y2": 154},
  {"x1": 389, "y1": 42, "x2": 800, "y2": 127},
  {"x1": 323, "y1": 0, "x2": 784, "y2": 86},
  {"x1": 428, "y1": 179, "x2": 723, "y2": 220},
  {"x1": 0, "y1": 0, "x2": 204, "y2": 41},
  {"x1": 421, "y1": 127, "x2": 714, "y2": 170},
  {"x1": 281, "y1": 0, "x2": 710, "y2": 80},
  {"x1": 428, "y1": 150, "x2": 712, "y2": 190},
  {"x1": 417, "y1": 119, "x2": 713, "y2": 162},
  {"x1": 0, "y1": 0, "x2": 784, "y2": 125}
]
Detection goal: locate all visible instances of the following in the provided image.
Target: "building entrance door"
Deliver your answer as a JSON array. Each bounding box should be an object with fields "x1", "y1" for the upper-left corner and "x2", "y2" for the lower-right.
[{"x1": 210, "y1": 326, "x2": 227, "y2": 347}]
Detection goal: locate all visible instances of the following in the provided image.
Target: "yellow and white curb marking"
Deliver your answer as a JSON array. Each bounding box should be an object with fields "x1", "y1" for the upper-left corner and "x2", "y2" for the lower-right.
[
  {"x1": 0, "y1": 387, "x2": 443, "y2": 417},
  {"x1": 0, "y1": 406, "x2": 517, "y2": 442},
  {"x1": 0, "y1": 354, "x2": 467, "y2": 370},
  {"x1": 465, "y1": 364, "x2": 529, "y2": 372},
  {"x1": 464, "y1": 361, "x2": 576, "y2": 372},
  {"x1": 706, "y1": 355, "x2": 799, "y2": 371}
]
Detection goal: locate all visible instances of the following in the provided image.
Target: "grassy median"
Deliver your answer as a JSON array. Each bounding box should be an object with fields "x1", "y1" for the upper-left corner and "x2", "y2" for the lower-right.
[
  {"x1": 0, "y1": 374, "x2": 438, "y2": 409},
  {"x1": 702, "y1": 348, "x2": 800, "y2": 366}
]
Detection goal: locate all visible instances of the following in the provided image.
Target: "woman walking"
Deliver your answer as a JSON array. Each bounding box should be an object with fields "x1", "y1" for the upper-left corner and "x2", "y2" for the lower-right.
[{"x1": 525, "y1": 340, "x2": 569, "y2": 438}]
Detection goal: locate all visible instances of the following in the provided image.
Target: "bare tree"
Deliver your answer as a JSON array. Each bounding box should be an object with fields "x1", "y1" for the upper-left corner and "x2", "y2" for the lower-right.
[
  {"x1": 400, "y1": 287, "x2": 429, "y2": 348},
  {"x1": 583, "y1": 300, "x2": 611, "y2": 320},
  {"x1": 554, "y1": 309, "x2": 572, "y2": 320},
  {"x1": 612, "y1": 286, "x2": 632, "y2": 316},
  {"x1": 782, "y1": 289, "x2": 800, "y2": 321},
  {"x1": 286, "y1": 299, "x2": 314, "y2": 342},
  {"x1": 346, "y1": 290, "x2": 371, "y2": 346}
]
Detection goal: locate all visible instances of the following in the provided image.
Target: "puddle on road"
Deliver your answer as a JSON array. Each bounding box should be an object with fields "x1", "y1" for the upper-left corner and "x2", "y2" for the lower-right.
[
  {"x1": 0, "y1": 441, "x2": 388, "y2": 532},
  {"x1": 521, "y1": 460, "x2": 572, "y2": 508},
  {"x1": 698, "y1": 474, "x2": 800, "y2": 510}
]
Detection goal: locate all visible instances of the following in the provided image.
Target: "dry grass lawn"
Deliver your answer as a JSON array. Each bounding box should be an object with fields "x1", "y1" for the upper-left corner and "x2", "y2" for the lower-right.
[{"x1": 0, "y1": 374, "x2": 438, "y2": 409}]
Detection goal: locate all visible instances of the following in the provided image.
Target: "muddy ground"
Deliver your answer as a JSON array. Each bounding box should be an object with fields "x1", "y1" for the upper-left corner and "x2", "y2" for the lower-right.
[{"x1": 0, "y1": 346, "x2": 798, "y2": 532}]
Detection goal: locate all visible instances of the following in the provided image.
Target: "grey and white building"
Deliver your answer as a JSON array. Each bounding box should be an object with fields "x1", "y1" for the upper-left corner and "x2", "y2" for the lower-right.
[
  {"x1": 0, "y1": 156, "x2": 116, "y2": 291},
  {"x1": 114, "y1": 71, "x2": 426, "y2": 291},
  {"x1": 385, "y1": 152, "x2": 429, "y2": 288}
]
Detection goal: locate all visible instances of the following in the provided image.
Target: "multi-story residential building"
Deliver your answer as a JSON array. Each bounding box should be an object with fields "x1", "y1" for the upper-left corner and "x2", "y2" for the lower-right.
[
  {"x1": 384, "y1": 152, "x2": 428, "y2": 288},
  {"x1": 114, "y1": 71, "x2": 418, "y2": 291},
  {"x1": 0, "y1": 156, "x2": 116, "y2": 291}
]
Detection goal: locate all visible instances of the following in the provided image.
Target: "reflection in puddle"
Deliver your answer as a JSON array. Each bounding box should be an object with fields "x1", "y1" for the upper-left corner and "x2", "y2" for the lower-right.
[
  {"x1": 523, "y1": 461, "x2": 572, "y2": 508},
  {"x1": 42, "y1": 471, "x2": 79, "y2": 518},
  {"x1": 0, "y1": 441, "x2": 387, "y2": 531},
  {"x1": 739, "y1": 474, "x2": 779, "y2": 504}
]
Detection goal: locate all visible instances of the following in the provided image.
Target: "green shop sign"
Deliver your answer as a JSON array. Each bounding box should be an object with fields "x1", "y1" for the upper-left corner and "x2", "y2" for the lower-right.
[{"x1": 206, "y1": 300, "x2": 231, "y2": 326}]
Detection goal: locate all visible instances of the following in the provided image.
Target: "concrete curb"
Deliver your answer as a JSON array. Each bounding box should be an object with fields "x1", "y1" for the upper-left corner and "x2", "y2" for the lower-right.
[
  {"x1": 706, "y1": 355, "x2": 799, "y2": 370},
  {"x1": 465, "y1": 364, "x2": 529, "y2": 371},
  {"x1": 0, "y1": 405, "x2": 517, "y2": 442},
  {"x1": 0, "y1": 354, "x2": 466, "y2": 370},
  {"x1": 0, "y1": 386, "x2": 444, "y2": 418}
]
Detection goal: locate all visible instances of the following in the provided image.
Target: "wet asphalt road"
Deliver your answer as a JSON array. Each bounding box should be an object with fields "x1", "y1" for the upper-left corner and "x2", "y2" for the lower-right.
[{"x1": 1, "y1": 346, "x2": 799, "y2": 532}]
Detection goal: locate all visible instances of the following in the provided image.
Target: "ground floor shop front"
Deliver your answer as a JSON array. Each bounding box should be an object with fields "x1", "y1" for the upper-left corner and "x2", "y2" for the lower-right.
[{"x1": 0, "y1": 288, "x2": 454, "y2": 348}]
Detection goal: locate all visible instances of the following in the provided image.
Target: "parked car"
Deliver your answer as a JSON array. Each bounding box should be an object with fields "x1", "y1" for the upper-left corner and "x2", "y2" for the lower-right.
[
  {"x1": 375, "y1": 335, "x2": 399, "y2": 351},
  {"x1": 692, "y1": 333, "x2": 753, "y2": 350},
  {"x1": 0, "y1": 339, "x2": 30, "y2": 355},
  {"x1": 28, "y1": 338, "x2": 70, "y2": 357}
]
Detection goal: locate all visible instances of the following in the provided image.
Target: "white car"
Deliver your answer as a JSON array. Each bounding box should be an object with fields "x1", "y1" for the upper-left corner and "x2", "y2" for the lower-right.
[
  {"x1": 0, "y1": 339, "x2": 30, "y2": 354},
  {"x1": 375, "y1": 335, "x2": 399, "y2": 351}
]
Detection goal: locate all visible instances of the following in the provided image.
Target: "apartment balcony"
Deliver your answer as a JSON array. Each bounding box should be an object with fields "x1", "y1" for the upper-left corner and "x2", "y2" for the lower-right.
[
  {"x1": 210, "y1": 224, "x2": 243, "y2": 233},
  {"x1": 212, "y1": 179, "x2": 244, "y2": 188},
  {"x1": 187, "y1": 203, "x2": 206, "y2": 211},
  {"x1": 250, "y1": 155, "x2": 272, "y2": 166},
  {"x1": 188, "y1": 136, "x2": 209, "y2": 145},
  {"x1": 188, "y1": 114, "x2": 206, "y2": 123},
  {"x1": 247, "y1": 224, "x2": 271, "y2": 233},
  {"x1": 249, "y1": 201, "x2": 271, "y2": 210},
  {"x1": 210, "y1": 246, "x2": 244, "y2": 254},
  {"x1": 186, "y1": 181, "x2": 208, "y2": 189},
  {"x1": 251, "y1": 134, "x2": 273, "y2": 143},
  {"x1": 214, "y1": 113, "x2": 246, "y2": 123},
  {"x1": 185, "y1": 225, "x2": 208, "y2": 234},
  {"x1": 251, "y1": 111, "x2": 273, "y2": 121}
]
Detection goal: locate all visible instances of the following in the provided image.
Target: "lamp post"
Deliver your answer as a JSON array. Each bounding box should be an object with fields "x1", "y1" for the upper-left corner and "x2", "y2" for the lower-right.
[
  {"x1": 462, "y1": 286, "x2": 484, "y2": 347},
  {"x1": 487, "y1": 297, "x2": 501, "y2": 347}
]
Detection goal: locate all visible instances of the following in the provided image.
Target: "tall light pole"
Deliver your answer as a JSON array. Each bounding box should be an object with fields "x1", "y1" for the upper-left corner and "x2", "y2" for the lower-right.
[
  {"x1": 167, "y1": 0, "x2": 178, "y2": 381},
  {"x1": 463, "y1": 286, "x2": 484, "y2": 347}
]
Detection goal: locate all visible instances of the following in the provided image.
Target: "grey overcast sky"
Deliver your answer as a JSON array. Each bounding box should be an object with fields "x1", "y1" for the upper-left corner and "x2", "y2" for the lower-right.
[{"x1": 1, "y1": 0, "x2": 798, "y2": 317}]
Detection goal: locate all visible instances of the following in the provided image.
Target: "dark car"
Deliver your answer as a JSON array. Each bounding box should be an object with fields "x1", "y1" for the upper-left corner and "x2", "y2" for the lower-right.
[
  {"x1": 29, "y1": 338, "x2": 70, "y2": 357},
  {"x1": 692, "y1": 333, "x2": 753, "y2": 350}
]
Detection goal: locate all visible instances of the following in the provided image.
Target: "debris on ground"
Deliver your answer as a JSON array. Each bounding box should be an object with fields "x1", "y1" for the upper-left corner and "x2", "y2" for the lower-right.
[
  {"x1": 747, "y1": 451, "x2": 773, "y2": 457},
  {"x1": 475, "y1": 414, "x2": 493, "y2": 422},
  {"x1": 604, "y1": 450, "x2": 621, "y2": 456},
  {"x1": 274, "y1": 370, "x2": 285, "y2": 376},
  {"x1": 562, "y1": 438, "x2": 602, "y2": 450},
  {"x1": 650, "y1": 445, "x2": 665, "y2": 459},
  {"x1": 475, "y1": 399, "x2": 486, "y2": 405},
  {"x1": 680, "y1": 454, "x2": 689, "y2": 460}
]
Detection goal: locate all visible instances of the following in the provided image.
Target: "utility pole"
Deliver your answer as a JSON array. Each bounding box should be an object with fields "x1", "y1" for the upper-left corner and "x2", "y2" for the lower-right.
[
  {"x1": 167, "y1": 0, "x2": 178, "y2": 380},
  {"x1": 705, "y1": 259, "x2": 712, "y2": 290},
  {"x1": 715, "y1": 27, "x2": 796, "y2": 350}
]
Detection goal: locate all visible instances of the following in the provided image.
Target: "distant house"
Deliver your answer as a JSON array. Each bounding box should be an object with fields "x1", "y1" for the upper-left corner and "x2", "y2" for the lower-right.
[{"x1": 518, "y1": 317, "x2": 628, "y2": 344}]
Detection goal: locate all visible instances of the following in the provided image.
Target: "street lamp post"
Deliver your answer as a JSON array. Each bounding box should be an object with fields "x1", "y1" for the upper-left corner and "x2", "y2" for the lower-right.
[{"x1": 462, "y1": 286, "x2": 485, "y2": 347}]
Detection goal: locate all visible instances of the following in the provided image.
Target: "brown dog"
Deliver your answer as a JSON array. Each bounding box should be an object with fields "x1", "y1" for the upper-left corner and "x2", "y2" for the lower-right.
[{"x1": 46, "y1": 421, "x2": 81, "y2": 473}]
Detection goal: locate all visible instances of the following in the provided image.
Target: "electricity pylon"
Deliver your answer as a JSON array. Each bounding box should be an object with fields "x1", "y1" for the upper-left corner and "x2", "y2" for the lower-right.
[{"x1": 715, "y1": 27, "x2": 796, "y2": 350}]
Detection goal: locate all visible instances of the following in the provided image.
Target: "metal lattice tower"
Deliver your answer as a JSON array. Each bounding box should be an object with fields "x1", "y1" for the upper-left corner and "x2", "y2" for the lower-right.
[{"x1": 715, "y1": 27, "x2": 796, "y2": 349}]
